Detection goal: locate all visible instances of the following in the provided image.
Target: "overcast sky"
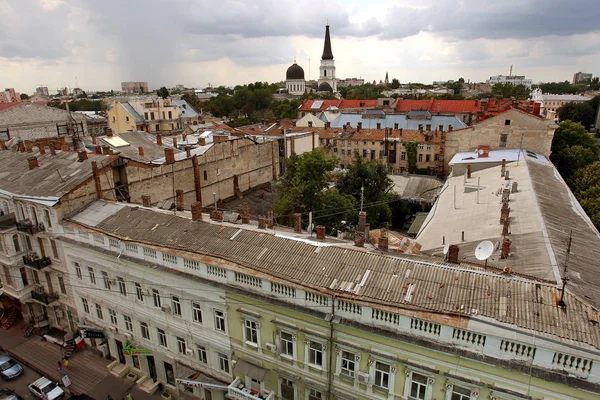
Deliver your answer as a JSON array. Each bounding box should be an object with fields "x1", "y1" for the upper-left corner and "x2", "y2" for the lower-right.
[{"x1": 1, "y1": 0, "x2": 599, "y2": 93}]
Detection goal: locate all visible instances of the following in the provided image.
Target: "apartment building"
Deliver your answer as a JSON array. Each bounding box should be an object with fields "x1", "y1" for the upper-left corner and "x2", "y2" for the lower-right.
[
  {"x1": 61, "y1": 200, "x2": 600, "y2": 400},
  {"x1": 121, "y1": 81, "x2": 149, "y2": 94},
  {"x1": 107, "y1": 98, "x2": 182, "y2": 134}
]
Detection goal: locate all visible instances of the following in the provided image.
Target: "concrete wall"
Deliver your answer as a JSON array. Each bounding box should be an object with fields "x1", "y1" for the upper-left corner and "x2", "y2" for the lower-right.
[
  {"x1": 286, "y1": 133, "x2": 318, "y2": 156},
  {"x1": 444, "y1": 109, "x2": 556, "y2": 172},
  {"x1": 107, "y1": 102, "x2": 138, "y2": 134},
  {"x1": 126, "y1": 138, "x2": 277, "y2": 208}
]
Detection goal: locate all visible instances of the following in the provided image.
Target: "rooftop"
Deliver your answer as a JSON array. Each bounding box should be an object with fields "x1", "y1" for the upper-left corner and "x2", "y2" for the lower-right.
[
  {"x1": 91, "y1": 131, "x2": 183, "y2": 163},
  {"x1": 330, "y1": 113, "x2": 467, "y2": 131},
  {"x1": 389, "y1": 174, "x2": 444, "y2": 203},
  {"x1": 172, "y1": 99, "x2": 199, "y2": 119},
  {"x1": 66, "y1": 201, "x2": 600, "y2": 349}
]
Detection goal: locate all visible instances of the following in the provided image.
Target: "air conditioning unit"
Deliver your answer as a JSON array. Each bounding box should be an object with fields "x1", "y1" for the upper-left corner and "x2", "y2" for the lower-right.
[
  {"x1": 185, "y1": 348, "x2": 194, "y2": 356},
  {"x1": 123, "y1": 332, "x2": 132, "y2": 339},
  {"x1": 357, "y1": 372, "x2": 370, "y2": 384},
  {"x1": 109, "y1": 326, "x2": 118, "y2": 333},
  {"x1": 160, "y1": 306, "x2": 171, "y2": 313},
  {"x1": 265, "y1": 343, "x2": 277, "y2": 352}
]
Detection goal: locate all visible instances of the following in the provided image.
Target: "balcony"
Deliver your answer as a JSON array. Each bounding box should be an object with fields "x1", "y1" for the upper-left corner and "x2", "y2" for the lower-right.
[
  {"x1": 16, "y1": 219, "x2": 45, "y2": 234},
  {"x1": 23, "y1": 253, "x2": 52, "y2": 270},
  {"x1": 228, "y1": 378, "x2": 274, "y2": 400},
  {"x1": 30, "y1": 286, "x2": 60, "y2": 305}
]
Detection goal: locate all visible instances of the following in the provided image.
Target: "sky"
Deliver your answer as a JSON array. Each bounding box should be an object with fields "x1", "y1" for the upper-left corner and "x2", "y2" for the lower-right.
[{"x1": 1, "y1": 0, "x2": 600, "y2": 94}]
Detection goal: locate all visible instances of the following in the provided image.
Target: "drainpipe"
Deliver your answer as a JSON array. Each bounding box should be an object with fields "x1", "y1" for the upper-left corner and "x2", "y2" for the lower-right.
[{"x1": 327, "y1": 295, "x2": 335, "y2": 400}]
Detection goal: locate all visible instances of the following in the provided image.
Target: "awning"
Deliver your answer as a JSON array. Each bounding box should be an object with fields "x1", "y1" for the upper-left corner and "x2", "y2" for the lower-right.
[{"x1": 233, "y1": 359, "x2": 267, "y2": 382}]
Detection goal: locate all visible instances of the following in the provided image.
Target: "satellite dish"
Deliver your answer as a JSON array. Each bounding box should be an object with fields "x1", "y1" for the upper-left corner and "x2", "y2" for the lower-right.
[
  {"x1": 475, "y1": 240, "x2": 494, "y2": 261},
  {"x1": 443, "y1": 243, "x2": 450, "y2": 255}
]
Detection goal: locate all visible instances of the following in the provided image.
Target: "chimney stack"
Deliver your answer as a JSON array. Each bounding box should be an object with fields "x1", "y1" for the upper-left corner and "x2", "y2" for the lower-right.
[
  {"x1": 198, "y1": 137, "x2": 206, "y2": 146},
  {"x1": 92, "y1": 136, "x2": 97, "y2": 145},
  {"x1": 175, "y1": 189, "x2": 185, "y2": 211},
  {"x1": 505, "y1": 170, "x2": 510, "y2": 180},
  {"x1": 50, "y1": 143, "x2": 56, "y2": 155},
  {"x1": 156, "y1": 135, "x2": 163, "y2": 146},
  {"x1": 77, "y1": 151, "x2": 88, "y2": 162},
  {"x1": 378, "y1": 229, "x2": 389, "y2": 251},
  {"x1": 439, "y1": 125, "x2": 444, "y2": 132},
  {"x1": 173, "y1": 138, "x2": 178, "y2": 148},
  {"x1": 191, "y1": 202, "x2": 203, "y2": 221},
  {"x1": 25, "y1": 142, "x2": 33, "y2": 152},
  {"x1": 39, "y1": 145, "x2": 46, "y2": 154},
  {"x1": 138, "y1": 146, "x2": 145, "y2": 156},
  {"x1": 91, "y1": 161, "x2": 104, "y2": 199},
  {"x1": 447, "y1": 244, "x2": 460, "y2": 263},
  {"x1": 142, "y1": 195, "x2": 152, "y2": 207},
  {"x1": 358, "y1": 211, "x2": 367, "y2": 233},
  {"x1": 357, "y1": 122, "x2": 362, "y2": 132},
  {"x1": 258, "y1": 215, "x2": 266, "y2": 229},
  {"x1": 501, "y1": 238, "x2": 512, "y2": 259},
  {"x1": 293, "y1": 213, "x2": 302, "y2": 233},
  {"x1": 192, "y1": 155, "x2": 203, "y2": 203},
  {"x1": 500, "y1": 205, "x2": 510, "y2": 225},
  {"x1": 426, "y1": 124, "x2": 431, "y2": 131},
  {"x1": 106, "y1": 130, "x2": 113, "y2": 137},
  {"x1": 239, "y1": 204, "x2": 250, "y2": 224},
  {"x1": 267, "y1": 210, "x2": 274, "y2": 229},
  {"x1": 95, "y1": 145, "x2": 102, "y2": 155},
  {"x1": 502, "y1": 219, "x2": 509, "y2": 236},
  {"x1": 316, "y1": 225, "x2": 326, "y2": 240},
  {"x1": 185, "y1": 146, "x2": 191, "y2": 158},
  {"x1": 164, "y1": 148, "x2": 175, "y2": 164},
  {"x1": 211, "y1": 208, "x2": 223, "y2": 222},
  {"x1": 325, "y1": 122, "x2": 331, "y2": 129},
  {"x1": 354, "y1": 231, "x2": 365, "y2": 247},
  {"x1": 28, "y1": 156, "x2": 39, "y2": 170},
  {"x1": 102, "y1": 146, "x2": 111, "y2": 155},
  {"x1": 467, "y1": 164, "x2": 472, "y2": 179},
  {"x1": 0, "y1": 140, "x2": 6, "y2": 150},
  {"x1": 448, "y1": 125, "x2": 453, "y2": 132}
]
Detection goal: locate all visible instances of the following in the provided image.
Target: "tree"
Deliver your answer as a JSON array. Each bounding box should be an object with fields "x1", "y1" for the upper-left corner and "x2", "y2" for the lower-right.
[
  {"x1": 573, "y1": 161, "x2": 600, "y2": 230},
  {"x1": 20, "y1": 93, "x2": 30, "y2": 100},
  {"x1": 550, "y1": 121, "x2": 599, "y2": 184},
  {"x1": 274, "y1": 149, "x2": 354, "y2": 230},
  {"x1": 391, "y1": 79, "x2": 400, "y2": 89},
  {"x1": 557, "y1": 102, "x2": 595, "y2": 129},
  {"x1": 551, "y1": 120, "x2": 598, "y2": 152},
  {"x1": 491, "y1": 83, "x2": 529, "y2": 99},
  {"x1": 157, "y1": 86, "x2": 169, "y2": 99},
  {"x1": 181, "y1": 93, "x2": 203, "y2": 113}
]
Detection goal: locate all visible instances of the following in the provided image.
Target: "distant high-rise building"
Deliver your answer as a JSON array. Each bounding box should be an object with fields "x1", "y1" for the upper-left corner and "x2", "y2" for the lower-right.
[
  {"x1": 121, "y1": 81, "x2": 149, "y2": 94},
  {"x1": 0, "y1": 88, "x2": 21, "y2": 103},
  {"x1": 573, "y1": 72, "x2": 593, "y2": 84},
  {"x1": 35, "y1": 86, "x2": 49, "y2": 97}
]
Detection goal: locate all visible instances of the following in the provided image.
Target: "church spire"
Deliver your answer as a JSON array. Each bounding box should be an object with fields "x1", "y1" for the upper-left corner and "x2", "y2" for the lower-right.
[{"x1": 321, "y1": 24, "x2": 334, "y2": 60}]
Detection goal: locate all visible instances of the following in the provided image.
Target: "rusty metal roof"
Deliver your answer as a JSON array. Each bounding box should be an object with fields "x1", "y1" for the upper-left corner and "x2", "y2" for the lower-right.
[{"x1": 69, "y1": 204, "x2": 600, "y2": 349}]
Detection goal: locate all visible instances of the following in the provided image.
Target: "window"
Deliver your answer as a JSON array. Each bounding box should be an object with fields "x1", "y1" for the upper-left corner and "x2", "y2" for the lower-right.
[
  {"x1": 144, "y1": 112, "x2": 149, "y2": 120},
  {"x1": 102, "y1": 271, "x2": 110, "y2": 288},
  {"x1": 95, "y1": 304, "x2": 103, "y2": 320},
  {"x1": 216, "y1": 168, "x2": 220, "y2": 176},
  {"x1": 82, "y1": 298, "x2": 89, "y2": 314},
  {"x1": 374, "y1": 361, "x2": 390, "y2": 389},
  {"x1": 50, "y1": 239, "x2": 58, "y2": 259},
  {"x1": 74, "y1": 262, "x2": 82, "y2": 279},
  {"x1": 172, "y1": 296, "x2": 181, "y2": 316},
  {"x1": 401, "y1": 151, "x2": 406, "y2": 161},
  {"x1": 418, "y1": 154, "x2": 423, "y2": 162},
  {"x1": 32, "y1": 270, "x2": 40, "y2": 285},
  {"x1": 244, "y1": 319, "x2": 258, "y2": 344},
  {"x1": 126, "y1": 116, "x2": 130, "y2": 122},
  {"x1": 309, "y1": 341, "x2": 323, "y2": 367},
  {"x1": 192, "y1": 303, "x2": 202, "y2": 323},
  {"x1": 168, "y1": 111, "x2": 172, "y2": 119},
  {"x1": 308, "y1": 388, "x2": 322, "y2": 400},
  {"x1": 280, "y1": 332, "x2": 294, "y2": 356},
  {"x1": 409, "y1": 373, "x2": 428, "y2": 399},
  {"x1": 177, "y1": 337, "x2": 186, "y2": 354},
  {"x1": 140, "y1": 322, "x2": 150, "y2": 340},
  {"x1": 499, "y1": 134, "x2": 508, "y2": 147},
  {"x1": 158, "y1": 328, "x2": 167, "y2": 347},
  {"x1": 418, "y1": 144, "x2": 424, "y2": 150},
  {"x1": 88, "y1": 267, "x2": 96, "y2": 285},
  {"x1": 19, "y1": 267, "x2": 28, "y2": 286},
  {"x1": 218, "y1": 354, "x2": 229, "y2": 373},
  {"x1": 124, "y1": 315, "x2": 133, "y2": 332},
  {"x1": 58, "y1": 276, "x2": 66, "y2": 294},
  {"x1": 150, "y1": 112, "x2": 155, "y2": 120},
  {"x1": 144, "y1": 247, "x2": 157, "y2": 259},
  {"x1": 135, "y1": 283, "x2": 144, "y2": 301},
  {"x1": 153, "y1": 289, "x2": 161, "y2": 307},
  {"x1": 450, "y1": 385, "x2": 471, "y2": 400},
  {"x1": 214, "y1": 310, "x2": 226, "y2": 332},
  {"x1": 117, "y1": 277, "x2": 126, "y2": 296},
  {"x1": 505, "y1": 119, "x2": 511, "y2": 126},
  {"x1": 164, "y1": 362, "x2": 175, "y2": 386},
  {"x1": 280, "y1": 378, "x2": 294, "y2": 400},
  {"x1": 197, "y1": 345, "x2": 207, "y2": 363},
  {"x1": 426, "y1": 154, "x2": 431, "y2": 162},
  {"x1": 109, "y1": 309, "x2": 117, "y2": 324},
  {"x1": 341, "y1": 351, "x2": 356, "y2": 378},
  {"x1": 203, "y1": 171, "x2": 207, "y2": 181}
]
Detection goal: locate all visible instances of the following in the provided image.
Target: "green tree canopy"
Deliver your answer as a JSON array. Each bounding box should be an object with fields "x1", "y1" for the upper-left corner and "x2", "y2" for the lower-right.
[
  {"x1": 557, "y1": 102, "x2": 595, "y2": 129},
  {"x1": 181, "y1": 93, "x2": 203, "y2": 113},
  {"x1": 157, "y1": 86, "x2": 169, "y2": 99},
  {"x1": 20, "y1": 93, "x2": 30, "y2": 100},
  {"x1": 391, "y1": 79, "x2": 400, "y2": 89},
  {"x1": 550, "y1": 121, "x2": 599, "y2": 184},
  {"x1": 536, "y1": 81, "x2": 582, "y2": 95},
  {"x1": 573, "y1": 161, "x2": 600, "y2": 230},
  {"x1": 551, "y1": 120, "x2": 598, "y2": 152},
  {"x1": 491, "y1": 83, "x2": 530, "y2": 99}
]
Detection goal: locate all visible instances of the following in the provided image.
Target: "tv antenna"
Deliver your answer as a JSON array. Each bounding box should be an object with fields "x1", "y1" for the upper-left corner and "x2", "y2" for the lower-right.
[
  {"x1": 558, "y1": 230, "x2": 572, "y2": 308},
  {"x1": 475, "y1": 240, "x2": 494, "y2": 270}
]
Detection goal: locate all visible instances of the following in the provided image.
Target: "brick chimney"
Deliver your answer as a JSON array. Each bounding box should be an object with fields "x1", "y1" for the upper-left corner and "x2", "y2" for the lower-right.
[
  {"x1": 325, "y1": 122, "x2": 331, "y2": 129},
  {"x1": 439, "y1": 125, "x2": 444, "y2": 132},
  {"x1": 293, "y1": 213, "x2": 302, "y2": 233},
  {"x1": 191, "y1": 202, "x2": 203, "y2": 221},
  {"x1": 378, "y1": 230, "x2": 389, "y2": 251},
  {"x1": 316, "y1": 225, "x2": 325, "y2": 240},
  {"x1": 142, "y1": 195, "x2": 152, "y2": 207},
  {"x1": 39, "y1": 145, "x2": 46, "y2": 154},
  {"x1": 77, "y1": 151, "x2": 88, "y2": 162},
  {"x1": 164, "y1": 148, "x2": 175, "y2": 164},
  {"x1": 185, "y1": 146, "x2": 191, "y2": 158},
  {"x1": 500, "y1": 238, "x2": 512, "y2": 259},
  {"x1": 447, "y1": 244, "x2": 459, "y2": 263},
  {"x1": 426, "y1": 124, "x2": 431, "y2": 131},
  {"x1": 106, "y1": 130, "x2": 113, "y2": 137},
  {"x1": 467, "y1": 164, "x2": 472, "y2": 179},
  {"x1": 354, "y1": 231, "x2": 365, "y2": 247},
  {"x1": 448, "y1": 125, "x2": 453, "y2": 132},
  {"x1": 267, "y1": 210, "x2": 274, "y2": 229},
  {"x1": 50, "y1": 143, "x2": 56, "y2": 155},
  {"x1": 95, "y1": 145, "x2": 102, "y2": 155},
  {"x1": 138, "y1": 146, "x2": 145, "y2": 157},
  {"x1": 176, "y1": 189, "x2": 185, "y2": 211},
  {"x1": 399, "y1": 128, "x2": 403, "y2": 135},
  {"x1": 500, "y1": 206, "x2": 510, "y2": 225},
  {"x1": 173, "y1": 138, "x2": 178, "y2": 148},
  {"x1": 357, "y1": 122, "x2": 362, "y2": 132},
  {"x1": 92, "y1": 136, "x2": 97, "y2": 145},
  {"x1": 0, "y1": 140, "x2": 6, "y2": 150},
  {"x1": 102, "y1": 146, "x2": 111, "y2": 155},
  {"x1": 502, "y1": 219, "x2": 509, "y2": 236},
  {"x1": 239, "y1": 204, "x2": 250, "y2": 224},
  {"x1": 156, "y1": 135, "x2": 163, "y2": 146},
  {"x1": 91, "y1": 161, "x2": 104, "y2": 200},
  {"x1": 28, "y1": 156, "x2": 39, "y2": 170},
  {"x1": 198, "y1": 137, "x2": 206, "y2": 146},
  {"x1": 25, "y1": 142, "x2": 33, "y2": 152},
  {"x1": 358, "y1": 211, "x2": 367, "y2": 233},
  {"x1": 213, "y1": 209, "x2": 223, "y2": 222}
]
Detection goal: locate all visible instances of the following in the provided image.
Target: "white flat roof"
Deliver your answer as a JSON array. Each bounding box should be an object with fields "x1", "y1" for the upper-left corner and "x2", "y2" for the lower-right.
[{"x1": 448, "y1": 149, "x2": 546, "y2": 166}]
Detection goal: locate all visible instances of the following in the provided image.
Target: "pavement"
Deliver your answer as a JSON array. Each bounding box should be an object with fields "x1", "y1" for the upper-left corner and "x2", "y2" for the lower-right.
[
  {"x1": 2, "y1": 358, "x2": 43, "y2": 400},
  {"x1": 0, "y1": 321, "x2": 164, "y2": 400}
]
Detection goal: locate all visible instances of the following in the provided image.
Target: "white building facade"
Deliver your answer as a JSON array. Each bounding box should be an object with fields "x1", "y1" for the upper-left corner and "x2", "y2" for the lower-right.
[{"x1": 487, "y1": 75, "x2": 533, "y2": 88}]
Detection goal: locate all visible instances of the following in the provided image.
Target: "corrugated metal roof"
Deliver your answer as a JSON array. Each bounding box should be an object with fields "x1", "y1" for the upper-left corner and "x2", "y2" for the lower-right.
[
  {"x1": 120, "y1": 102, "x2": 144, "y2": 123},
  {"x1": 331, "y1": 114, "x2": 466, "y2": 131},
  {"x1": 172, "y1": 100, "x2": 199, "y2": 119},
  {"x1": 71, "y1": 203, "x2": 600, "y2": 349}
]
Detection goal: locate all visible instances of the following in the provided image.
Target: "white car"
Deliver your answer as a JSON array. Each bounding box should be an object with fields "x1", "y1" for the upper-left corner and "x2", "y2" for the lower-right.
[{"x1": 28, "y1": 377, "x2": 64, "y2": 400}]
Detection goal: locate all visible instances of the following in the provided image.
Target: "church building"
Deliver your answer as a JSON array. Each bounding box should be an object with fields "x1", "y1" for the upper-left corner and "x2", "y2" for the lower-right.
[
  {"x1": 317, "y1": 24, "x2": 338, "y2": 92},
  {"x1": 285, "y1": 58, "x2": 306, "y2": 95}
]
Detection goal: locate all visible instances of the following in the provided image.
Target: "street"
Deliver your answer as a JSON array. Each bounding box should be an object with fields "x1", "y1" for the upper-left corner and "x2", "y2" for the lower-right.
[{"x1": 2, "y1": 360, "x2": 43, "y2": 400}]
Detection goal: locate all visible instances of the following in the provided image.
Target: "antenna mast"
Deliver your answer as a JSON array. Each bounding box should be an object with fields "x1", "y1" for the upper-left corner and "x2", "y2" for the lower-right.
[{"x1": 558, "y1": 230, "x2": 573, "y2": 307}]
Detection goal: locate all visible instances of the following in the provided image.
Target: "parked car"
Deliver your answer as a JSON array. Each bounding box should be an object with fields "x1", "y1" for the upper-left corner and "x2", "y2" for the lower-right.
[
  {"x1": 0, "y1": 389, "x2": 24, "y2": 400},
  {"x1": 0, "y1": 353, "x2": 23, "y2": 379},
  {"x1": 28, "y1": 377, "x2": 64, "y2": 400}
]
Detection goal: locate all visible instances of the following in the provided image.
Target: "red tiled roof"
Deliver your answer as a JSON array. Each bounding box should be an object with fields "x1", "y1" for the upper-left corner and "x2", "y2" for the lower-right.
[
  {"x1": 338, "y1": 100, "x2": 378, "y2": 109},
  {"x1": 394, "y1": 99, "x2": 481, "y2": 113},
  {"x1": 212, "y1": 123, "x2": 233, "y2": 132},
  {"x1": 0, "y1": 102, "x2": 20, "y2": 111},
  {"x1": 298, "y1": 99, "x2": 378, "y2": 112}
]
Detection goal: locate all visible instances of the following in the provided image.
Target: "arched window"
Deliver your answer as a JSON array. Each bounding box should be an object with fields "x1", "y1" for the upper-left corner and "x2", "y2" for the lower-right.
[
  {"x1": 12, "y1": 235, "x2": 20, "y2": 252},
  {"x1": 19, "y1": 206, "x2": 26, "y2": 220},
  {"x1": 30, "y1": 207, "x2": 38, "y2": 225},
  {"x1": 44, "y1": 210, "x2": 52, "y2": 228}
]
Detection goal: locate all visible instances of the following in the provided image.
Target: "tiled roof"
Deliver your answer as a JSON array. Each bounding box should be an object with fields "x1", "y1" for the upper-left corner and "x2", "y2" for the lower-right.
[
  {"x1": 395, "y1": 99, "x2": 481, "y2": 113},
  {"x1": 298, "y1": 99, "x2": 378, "y2": 112},
  {"x1": 69, "y1": 202, "x2": 600, "y2": 349},
  {"x1": 331, "y1": 114, "x2": 466, "y2": 131},
  {"x1": 0, "y1": 103, "x2": 20, "y2": 111}
]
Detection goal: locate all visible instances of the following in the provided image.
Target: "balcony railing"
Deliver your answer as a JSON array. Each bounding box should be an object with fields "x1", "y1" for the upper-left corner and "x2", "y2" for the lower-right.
[
  {"x1": 30, "y1": 287, "x2": 60, "y2": 305},
  {"x1": 228, "y1": 378, "x2": 274, "y2": 400},
  {"x1": 16, "y1": 219, "x2": 45, "y2": 234},
  {"x1": 23, "y1": 253, "x2": 52, "y2": 270}
]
